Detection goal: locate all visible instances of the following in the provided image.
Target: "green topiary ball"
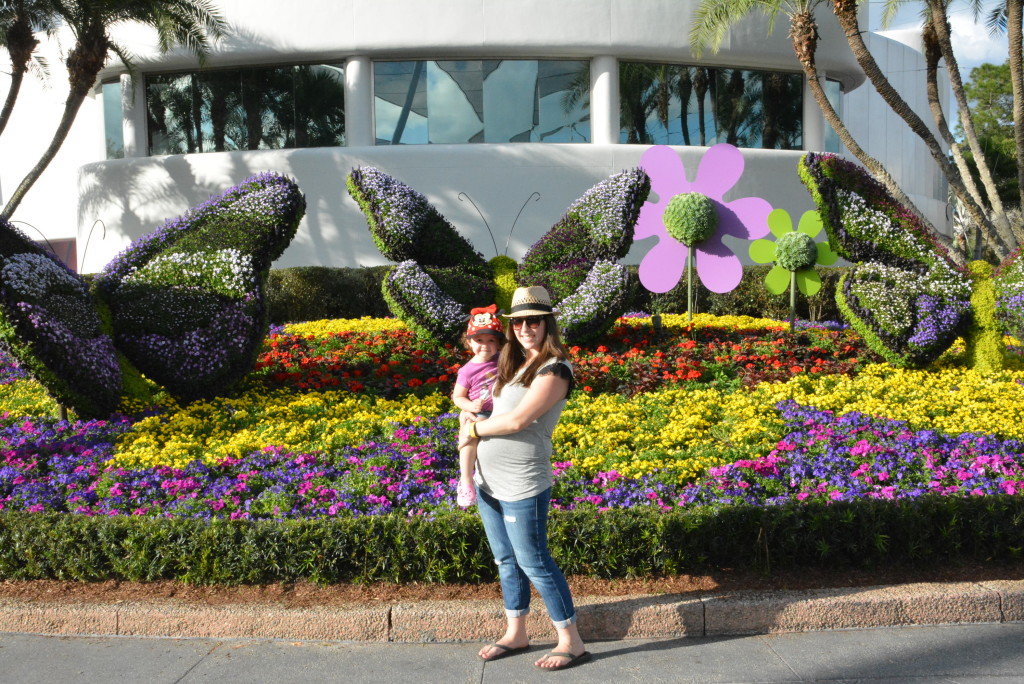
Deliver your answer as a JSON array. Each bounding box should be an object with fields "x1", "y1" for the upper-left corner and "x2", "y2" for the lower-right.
[
  {"x1": 663, "y1": 192, "x2": 718, "y2": 246},
  {"x1": 776, "y1": 231, "x2": 818, "y2": 271}
]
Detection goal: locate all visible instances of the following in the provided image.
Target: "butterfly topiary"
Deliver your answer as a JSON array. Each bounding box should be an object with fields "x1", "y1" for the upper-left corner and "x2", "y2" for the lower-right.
[
  {"x1": 347, "y1": 167, "x2": 651, "y2": 344},
  {"x1": 0, "y1": 172, "x2": 305, "y2": 417},
  {"x1": 798, "y1": 153, "x2": 1021, "y2": 371}
]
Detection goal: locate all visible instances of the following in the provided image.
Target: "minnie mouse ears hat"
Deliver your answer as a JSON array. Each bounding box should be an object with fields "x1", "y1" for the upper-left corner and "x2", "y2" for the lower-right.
[
  {"x1": 466, "y1": 303, "x2": 505, "y2": 339},
  {"x1": 505, "y1": 286, "x2": 558, "y2": 318}
]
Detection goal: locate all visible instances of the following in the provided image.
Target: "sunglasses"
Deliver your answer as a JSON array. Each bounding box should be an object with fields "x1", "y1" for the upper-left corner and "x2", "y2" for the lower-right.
[{"x1": 511, "y1": 315, "x2": 545, "y2": 329}]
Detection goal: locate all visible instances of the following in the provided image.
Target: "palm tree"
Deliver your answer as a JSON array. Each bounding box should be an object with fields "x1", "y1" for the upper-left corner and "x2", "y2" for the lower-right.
[
  {"x1": 832, "y1": 0, "x2": 1016, "y2": 259},
  {"x1": 0, "y1": 0, "x2": 57, "y2": 137},
  {"x1": 690, "y1": 1, "x2": 949, "y2": 253},
  {"x1": 1, "y1": 0, "x2": 227, "y2": 219}
]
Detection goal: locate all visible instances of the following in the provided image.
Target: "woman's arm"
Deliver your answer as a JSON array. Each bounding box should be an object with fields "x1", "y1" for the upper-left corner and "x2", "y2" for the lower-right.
[{"x1": 460, "y1": 371, "x2": 569, "y2": 442}]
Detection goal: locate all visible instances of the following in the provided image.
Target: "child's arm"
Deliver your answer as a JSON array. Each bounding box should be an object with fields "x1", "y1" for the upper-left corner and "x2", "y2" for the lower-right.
[{"x1": 452, "y1": 384, "x2": 484, "y2": 414}]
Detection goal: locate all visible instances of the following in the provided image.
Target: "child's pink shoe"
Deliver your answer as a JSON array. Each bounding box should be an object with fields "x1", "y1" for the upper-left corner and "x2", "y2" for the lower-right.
[{"x1": 457, "y1": 480, "x2": 477, "y2": 507}]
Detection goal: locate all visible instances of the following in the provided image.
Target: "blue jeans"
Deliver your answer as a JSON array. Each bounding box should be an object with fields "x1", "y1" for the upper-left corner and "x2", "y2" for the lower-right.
[{"x1": 476, "y1": 486, "x2": 577, "y2": 628}]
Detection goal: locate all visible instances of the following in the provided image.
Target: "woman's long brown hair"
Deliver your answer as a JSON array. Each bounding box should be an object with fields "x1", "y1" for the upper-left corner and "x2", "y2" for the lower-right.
[{"x1": 493, "y1": 314, "x2": 571, "y2": 395}]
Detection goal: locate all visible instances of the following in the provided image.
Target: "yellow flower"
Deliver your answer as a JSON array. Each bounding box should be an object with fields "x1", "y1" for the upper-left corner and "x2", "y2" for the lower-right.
[{"x1": 283, "y1": 317, "x2": 406, "y2": 336}]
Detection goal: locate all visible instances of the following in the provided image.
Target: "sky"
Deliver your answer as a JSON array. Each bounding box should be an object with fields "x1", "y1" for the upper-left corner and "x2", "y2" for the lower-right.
[{"x1": 869, "y1": 1, "x2": 1009, "y2": 75}]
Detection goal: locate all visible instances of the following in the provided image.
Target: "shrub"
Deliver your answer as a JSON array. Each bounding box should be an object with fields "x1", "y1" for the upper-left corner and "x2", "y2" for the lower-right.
[
  {"x1": 268, "y1": 266, "x2": 391, "y2": 323},
  {"x1": 628, "y1": 264, "x2": 847, "y2": 322},
  {"x1": 347, "y1": 167, "x2": 493, "y2": 343},
  {"x1": 1, "y1": 496, "x2": 1022, "y2": 583}
]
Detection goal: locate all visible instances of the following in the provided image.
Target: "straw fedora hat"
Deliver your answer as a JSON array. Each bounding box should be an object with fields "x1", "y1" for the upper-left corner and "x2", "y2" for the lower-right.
[{"x1": 505, "y1": 286, "x2": 558, "y2": 318}]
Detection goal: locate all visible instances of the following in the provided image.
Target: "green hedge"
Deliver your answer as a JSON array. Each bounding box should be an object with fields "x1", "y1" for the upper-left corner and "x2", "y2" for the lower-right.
[
  {"x1": 2, "y1": 496, "x2": 1021, "y2": 584},
  {"x1": 267, "y1": 264, "x2": 851, "y2": 324},
  {"x1": 267, "y1": 266, "x2": 391, "y2": 323},
  {"x1": 627, "y1": 264, "x2": 849, "y2": 322}
]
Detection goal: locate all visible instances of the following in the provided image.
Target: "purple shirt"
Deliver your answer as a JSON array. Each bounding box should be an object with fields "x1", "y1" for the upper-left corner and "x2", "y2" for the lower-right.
[{"x1": 455, "y1": 358, "x2": 499, "y2": 414}]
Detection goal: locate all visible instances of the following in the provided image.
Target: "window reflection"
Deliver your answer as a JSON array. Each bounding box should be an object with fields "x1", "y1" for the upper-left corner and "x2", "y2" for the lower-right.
[
  {"x1": 146, "y1": 64, "x2": 345, "y2": 155},
  {"x1": 618, "y1": 62, "x2": 803, "y2": 150},
  {"x1": 824, "y1": 79, "x2": 842, "y2": 153},
  {"x1": 102, "y1": 81, "x2": 124, "y2": 159},
  {"x1": 374, "y1": 59, "x2": 590, "y2": 144}
]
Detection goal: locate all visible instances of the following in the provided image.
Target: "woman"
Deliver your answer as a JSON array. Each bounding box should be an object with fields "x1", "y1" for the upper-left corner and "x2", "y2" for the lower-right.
[{"x1": 458, "y1": 285, "x2": 590, "y2": 671}]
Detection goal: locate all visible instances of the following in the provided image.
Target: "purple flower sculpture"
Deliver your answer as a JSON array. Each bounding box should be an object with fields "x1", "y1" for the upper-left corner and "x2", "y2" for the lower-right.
[
  {"x1": 636, "y1": 144, "x2": 772, "y2": 294},
  {"x1": 0, "y1": 173, "x2": 305, "y2": 417},
  {"x1": 348, "y1": 166, "x2": 651, "y2": 344}
]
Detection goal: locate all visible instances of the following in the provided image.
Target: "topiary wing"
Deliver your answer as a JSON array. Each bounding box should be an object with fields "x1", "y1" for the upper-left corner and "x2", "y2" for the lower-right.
[
  {"x1": 347, "y1": 167, "x2": 489, "y2": 273},
  {"x1": 518, "y1": 169, "x2": 650, "y2": 302},
  {"x1": 0, "y1": 219, "x2": 122, "y2": 417},
  {"x1": 993, "y1": 249, "x2": 1024, "y2": 334},
  {"x1": 382, "y1": 260, "x2": 469, "y2": 344},
  {"x1": 94, "y1": 172, "x2": 305, "y2": 401},
  {"x1": 516, "y1": 169, "x2": 650, "y2": 342},
  {"x1": 347, "y1": 167, "x2": 495, "y2": 340},
  {"x1": 799, "y1": 153, "x2": 971, "y2": 367},
  {"x1": 556, "y1": 261, "x2": 634, "y2": 344}
]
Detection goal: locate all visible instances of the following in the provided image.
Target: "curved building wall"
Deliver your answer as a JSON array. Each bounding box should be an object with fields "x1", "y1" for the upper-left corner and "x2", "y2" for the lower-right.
[{"x1": 0, "y1": 0, "x2": 946, "y2": 274}]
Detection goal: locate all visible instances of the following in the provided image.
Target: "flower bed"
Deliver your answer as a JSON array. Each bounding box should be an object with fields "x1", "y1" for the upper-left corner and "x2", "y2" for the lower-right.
[{"x1": 1, "y1": 314, "x2": 1024, "y2": 524}]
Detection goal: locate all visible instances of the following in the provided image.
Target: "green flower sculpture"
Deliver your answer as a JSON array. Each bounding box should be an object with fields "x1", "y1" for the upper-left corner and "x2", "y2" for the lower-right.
[
  {"x1": 750, "y1": 209, "x2": 838, "y2": 296},
  {"x1": 749, "y1": 208, "x2": 838, "y2": 330},
  {"x1": 664, "y1": 192, "x2": 718, "y2": 246}
]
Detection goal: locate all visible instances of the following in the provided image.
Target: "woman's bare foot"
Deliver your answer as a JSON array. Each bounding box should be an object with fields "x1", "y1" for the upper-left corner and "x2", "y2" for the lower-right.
[
  {"x1": 535, "y1": 623, "x2": 586, "y2": 669},
  {"x1": 480, "y1": 617, "x2": 529, "y2": 661}
]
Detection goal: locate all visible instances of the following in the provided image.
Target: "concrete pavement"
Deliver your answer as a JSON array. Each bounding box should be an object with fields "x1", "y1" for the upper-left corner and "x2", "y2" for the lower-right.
[
  {"x1": 3, "y1": 580, "x2": 1024, "y2": 681},
  {"x1": 2, "y1": 623, "x2": 1024, "y2": 682}
]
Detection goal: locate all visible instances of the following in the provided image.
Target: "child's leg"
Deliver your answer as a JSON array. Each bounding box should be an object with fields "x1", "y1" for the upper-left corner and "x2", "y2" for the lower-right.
[
  {"x1": 457, "y1": 436, "x2": 478, "y2": 507},
  {"x1": 459, "y1": 440, "x2": 478, "y2": 483}
]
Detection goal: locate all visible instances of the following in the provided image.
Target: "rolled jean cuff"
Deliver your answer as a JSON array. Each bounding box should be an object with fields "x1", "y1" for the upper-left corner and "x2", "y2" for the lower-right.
[
  {"x1": 551, "y1": 613, "x2": 577, "y2": 629},
  {"x1": 505, "y1": 608, "x2": 530, "y2": 618}
]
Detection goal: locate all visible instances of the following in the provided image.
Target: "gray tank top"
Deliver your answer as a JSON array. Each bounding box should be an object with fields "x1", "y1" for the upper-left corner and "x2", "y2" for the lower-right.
[{"x1": 474, "y1": 359, "x2": 572, "y2": 501}]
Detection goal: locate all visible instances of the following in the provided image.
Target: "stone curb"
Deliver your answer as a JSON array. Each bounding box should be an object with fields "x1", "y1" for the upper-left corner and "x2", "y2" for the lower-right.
[{"x1": 1, "y1": 580, "x2": 1021, "y2": 642}]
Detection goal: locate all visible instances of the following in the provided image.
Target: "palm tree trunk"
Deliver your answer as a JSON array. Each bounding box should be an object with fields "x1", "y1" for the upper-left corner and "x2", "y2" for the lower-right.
[
  {"x1": 806, "y1": 66, "x2": 957, "y2": 255},
  {"x1": 695, "y1": 68, "x2": 708, "y2": 145},
  {"x1": 2, "y1": 91, "x2": 87, "y2": 219},
  {"x1": 832, "y1": 0, "x2": 1012, "y2": 258},
  {"x1": 921, "y1": 19, "x2": 985, "y2": 212},
  {"x1": 0, "y1": 71, "x2": 26, "y2": 138},
  {"x1": 925, "y1": 1, "x2": 1015, "y2": 252},
  {"x1": 677, "y1": 67, "x2": 693, "y2": 146},
  {"x1": 0, "y1": 11, "x2": 39, "y2": 138},
  {"x1": 1007, "y1": 0, "x2": 1024, "y2": 210}
]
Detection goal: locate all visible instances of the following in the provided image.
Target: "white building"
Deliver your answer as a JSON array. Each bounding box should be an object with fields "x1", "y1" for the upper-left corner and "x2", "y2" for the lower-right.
[{"x1": 0, "y1": 0, "x2": 947, "y2": 273}]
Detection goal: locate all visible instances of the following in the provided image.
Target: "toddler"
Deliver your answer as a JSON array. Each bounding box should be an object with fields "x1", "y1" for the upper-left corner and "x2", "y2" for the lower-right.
[{"x1": 452, "y1": 304, "x2": 505, "y2": 507}]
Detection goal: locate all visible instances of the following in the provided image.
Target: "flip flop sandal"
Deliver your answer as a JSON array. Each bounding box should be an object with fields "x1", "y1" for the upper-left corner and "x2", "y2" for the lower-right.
[
  {"x1": 479, "y1": 642, "x2": 530, "y2": 661},
  {"x1": 535, "y1": 650, "x2": 592, "y2": 670}
]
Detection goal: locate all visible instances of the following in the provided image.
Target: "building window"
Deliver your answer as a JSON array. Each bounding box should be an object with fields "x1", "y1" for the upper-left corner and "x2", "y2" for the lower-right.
[
  {"x1": 618, "y1": 62, "x2": 803, "y2": 150},
  {"x1": 146, "y1": 64, "x2": 345, "y2": 155},
  {"x1": 102, "y1": 81, "x2": 124, "y2": 159},
  {"x1": 373, "y1": 59, "x2": 590, "y2": 144},
  {"x1": 824, "y1": 79, "x2": 842, "y2": 153}
]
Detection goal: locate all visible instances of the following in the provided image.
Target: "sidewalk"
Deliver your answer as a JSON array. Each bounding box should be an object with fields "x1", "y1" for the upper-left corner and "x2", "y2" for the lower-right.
[
  {"x1": 3, "y1": 623, "x2": 1024, "y2": 683},
  {"x1": 0, "y1": 579, "x2": 1022, "y2": 642}
]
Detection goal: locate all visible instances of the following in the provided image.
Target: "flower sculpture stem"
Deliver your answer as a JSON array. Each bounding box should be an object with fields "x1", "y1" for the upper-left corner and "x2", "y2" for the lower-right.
[
  {"x1": 687, "y1": 249, "x2": 695, "y2": 323},
  {"x1": 790, "y1": 270, "x2": 797, "y2": 332}
]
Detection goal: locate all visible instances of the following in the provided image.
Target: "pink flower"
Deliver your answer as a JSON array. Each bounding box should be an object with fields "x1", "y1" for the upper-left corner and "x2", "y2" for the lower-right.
[{"x1": 636, "y1": 144, "x2": 771, "y2": 293}]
